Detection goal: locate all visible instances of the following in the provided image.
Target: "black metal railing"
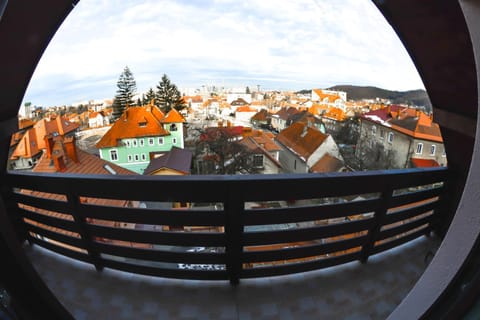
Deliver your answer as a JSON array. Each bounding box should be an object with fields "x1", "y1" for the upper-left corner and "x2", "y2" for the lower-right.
[{"x1": 3, "y1": 167, "x2": 448, "y2": 285}]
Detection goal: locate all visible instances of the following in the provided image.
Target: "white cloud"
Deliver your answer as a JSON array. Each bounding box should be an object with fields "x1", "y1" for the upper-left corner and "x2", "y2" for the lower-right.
[{"x1": 24, "y1": 0, "x2": 424, "y2": 106}]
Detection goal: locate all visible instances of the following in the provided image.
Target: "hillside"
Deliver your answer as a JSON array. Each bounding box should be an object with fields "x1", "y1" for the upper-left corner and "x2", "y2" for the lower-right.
[{"x1": 327, "y1": 85, "x2": 432, "y2": 111}]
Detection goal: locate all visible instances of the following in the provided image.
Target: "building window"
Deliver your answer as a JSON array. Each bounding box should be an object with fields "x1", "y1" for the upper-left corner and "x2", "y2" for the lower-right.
[
  {"x1": 294, "y1": 159, "x2": 297, "y2": 170},
  {"x1": 158, "y1": 137, "x2": 164, "y2": 145},
  {"x1": 134, "y1": 154, "x2": 139, "y2": 161},
  {"x1": 372, "y1": 125, "x2": 376, "y2": 135},
  {"x1": 170, "y1": 124, "x2": 177, "y2": 131},
  {"x1": 110, "y1": 149, "x2": 118, "y2": 161},
  {"x1": 148, "y1": 138, "x2": 154, "y2": 146},
  {"x1": 387, "y1": 132, "x2": 394, "y2": 143},
  {"x1": 141, "y1": 154, "x2": 146, "y2": 161},
  {"x1": 253, "y1": 155, "x2": 264, "y2": 167},
  {"x1": 132, "y1": 139, "x2": 138, "y2": 147},
  {"x1": 126, "y1": 140, "x2": 131, "y2": 148},
  {"x1": 379, "y1": 129, "x2": 385, "y2": 139},
  {"x1": 430, "y1": 145, "x2": 436, "y2": 156},
  {"x1": 127, "y1": 155, "x2": 132, "y2": 162},
  {"x1": 442, "y1": 148, "x2": 447, "y2": 157},
  {"x1": 416, "y1": 143, "x2": 423, "y2": 154},
  {"x1": 172, "y1": 138, "x2": 177, "y2": 145},
  {"x1": 139, "y1": 139, "x2": 144, "y2": 147}
]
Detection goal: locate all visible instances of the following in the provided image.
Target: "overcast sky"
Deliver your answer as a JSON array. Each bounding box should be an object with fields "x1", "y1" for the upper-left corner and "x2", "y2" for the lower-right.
[{"x1": 23, "y1": 0, "x2": 425, "y2": 107}]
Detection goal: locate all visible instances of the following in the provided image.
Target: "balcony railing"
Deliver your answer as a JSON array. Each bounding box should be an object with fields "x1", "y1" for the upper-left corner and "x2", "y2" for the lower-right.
[{"x1": 3, "y1": 167, "x2": 448, "y2": 285}]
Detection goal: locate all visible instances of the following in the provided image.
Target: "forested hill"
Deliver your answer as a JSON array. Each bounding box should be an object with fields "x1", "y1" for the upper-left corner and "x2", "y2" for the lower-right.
[{"x1": 327, "y1": 85, "x2": 432, "y2": 111}]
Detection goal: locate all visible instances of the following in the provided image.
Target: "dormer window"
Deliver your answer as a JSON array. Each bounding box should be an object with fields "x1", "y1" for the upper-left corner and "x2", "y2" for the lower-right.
[{"x1": 139, "y1": 121, "x2": 147, "y2": 127}]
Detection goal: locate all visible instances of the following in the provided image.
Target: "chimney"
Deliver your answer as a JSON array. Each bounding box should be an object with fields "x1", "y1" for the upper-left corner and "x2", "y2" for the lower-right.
[
  {"x1": 64, "y1": 136, "x2": 79, "y2": 163},
  {"x1": 53, "y1": 154, "x2": 67, "y2": 172},
  {"x1": 387, "y1": 105, "x2": 391, "y2": 115},
  {"x1": 44, "y1": 134, "x2": 54, "y2": 159},
  {"x1": 301, "y1": 123, "x2": 308, "y2": 137}
]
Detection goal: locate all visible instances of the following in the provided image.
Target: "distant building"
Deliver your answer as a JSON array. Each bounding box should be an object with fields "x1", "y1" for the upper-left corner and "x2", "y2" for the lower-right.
[
  {"x1": 271, "y1": 107, "x2": 300, "y2": 132},
  {"x1": 355, "y1": 106, "x2": 446, "y2": 169},
  {"x1": 96, "y1": 103, "x2": 186, "y2": 174},
  {"x1": 311, "y1": 89, "x2": 347, "y2": 111}
]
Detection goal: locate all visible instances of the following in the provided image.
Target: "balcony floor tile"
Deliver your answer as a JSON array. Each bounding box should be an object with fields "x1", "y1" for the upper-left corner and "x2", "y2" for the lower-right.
[{"x1": 24, "y1": 236, "x2": 440, "y2": 319}]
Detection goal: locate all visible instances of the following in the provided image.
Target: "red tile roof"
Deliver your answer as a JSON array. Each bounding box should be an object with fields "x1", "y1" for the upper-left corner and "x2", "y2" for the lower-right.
[
  {"x1": 276, "y1": 122, "x2": 328, "y2": 160},
  {"x1": 33, "y1": 139, "x2": 136, "y2": 175},
  {"x1": 310, "y1": 153, "x2": 344, "y2": 173},
  {"x1": 362, "y1": 106, "x2": 443, "y2": 143},
  {"x1": 411, "y1": 158, "x2": 440, "y2": 168}
]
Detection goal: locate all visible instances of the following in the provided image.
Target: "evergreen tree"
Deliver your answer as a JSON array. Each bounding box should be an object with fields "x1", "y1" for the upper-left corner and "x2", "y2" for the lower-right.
[
  {"x1": 145, "y1": 87, "x2": 157, "y2": 105},
  {"x1": 246, "y1": 86, "x2": 250, "y2": 94},
  {"x1": 156, "y1": 74, "x2": 186, "y2": 113},
  {"x1": 112, "y1": 66, "x2": 137, "y2": 121}
]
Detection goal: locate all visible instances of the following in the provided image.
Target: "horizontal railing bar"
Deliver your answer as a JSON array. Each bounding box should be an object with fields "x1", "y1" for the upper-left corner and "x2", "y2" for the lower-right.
[
  {"x1": 26, "y1": 224, "x2": 85, "y2": 249},
  {"x1": 243, "y1": 218, "x2": 374, "y2": 246},
  {"x1": 30, "y1": 237, "x2": 92, "y2": 264},
  {"x1": 372, "y1": 227, "x2": 431, "y2": 255},
  {"x1": 384, "y1": 202, "x2": 437, "y2": 225},
  {"x1": 88, "y1": 224, "x2": 225, "y2": 246},
  {"x1": 82, "y1": 205, "x2": 226, "y2": 226},
  {"x1": 378, "y1": 215, "x2": 432, "y2": 241},
  {"x1": 95, "y1": 242, "x2": 225, "y2": 264},
  {"x1": 244, "y1": 199, "x2": 379, "y2": 226},
  {"x1": 20, "y1": 208, "x2": 78, "y2": 233},
  {"x1": 13, "y1": 193, "x2": 70, "y2": 215},
  {"x1": 242, "y1": 235, "x2": 368, "y2": 263},
  {"x1": 6, "y1": 167, "x2": 448, "y2": 202},
  {"x1": 390, "y1": 187, "x2": 443, "y2": 208},
  {"x1": 101, "y1": 258, "x2": 228, "y2": 280},
  {"x1": 241, "y1": 252, "x2": 362, "y2": 278}
]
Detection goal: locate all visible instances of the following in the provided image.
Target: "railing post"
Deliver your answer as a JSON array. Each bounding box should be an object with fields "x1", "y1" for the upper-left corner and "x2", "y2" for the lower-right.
[
  {"x1": 0, "y1": 184, "x2": 29, "y2": 244},
  {"x1": 224, "y1": 183, "x2": 244, "y2": 286},
  {"x1": 67, "y1": 193, "x2": 103, "y2": 271},
  {"x1": 360, "y1": 188, "x2": 392, "y2": 263}
]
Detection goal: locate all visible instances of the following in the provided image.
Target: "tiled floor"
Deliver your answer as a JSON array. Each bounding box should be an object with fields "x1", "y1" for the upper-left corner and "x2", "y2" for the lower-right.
[{"x1": 25, "y1": 236, "x2": 440, "y2": 320}]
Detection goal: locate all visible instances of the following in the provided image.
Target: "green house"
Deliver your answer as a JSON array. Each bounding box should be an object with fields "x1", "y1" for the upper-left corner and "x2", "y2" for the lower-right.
[{"x1": 96, "y1": 103, "x2": 186, "y2": 174}]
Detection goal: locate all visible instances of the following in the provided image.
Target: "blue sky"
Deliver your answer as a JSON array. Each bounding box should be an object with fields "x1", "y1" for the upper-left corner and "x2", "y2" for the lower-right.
[{"x1": 23, "y1": 0, "x2": 425, "y2": 107}]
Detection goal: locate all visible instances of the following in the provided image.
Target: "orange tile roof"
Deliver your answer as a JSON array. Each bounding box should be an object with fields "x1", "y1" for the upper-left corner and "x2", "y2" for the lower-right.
[
  {"x1": 96, "y1": 105, "x2": 170, "y2": 148},
  {"x1": 363, "y1": 107, "x2": 443, "y2": 143},
  {"x1": 276, "y1": 122, "x2": 328, "y2": 160},
  {"x1": 236, "y1": 105, "x2": 256, "y2": 112},
  {"x1": 323, "y1": 107, "x2": 347, "y2": 121},
  {"x1": 310, "y1": 153, "x2": 344, "y2": 173},
  {"x1": 33, "y1": 140, "x2": 135, "y2": 175},
  {"x1": 18, "y1": 118, "x2": 35, "y2": 129},
  {"x1": 251, "y1": 109, "x2": 270, "y2": 121},
  {"x1": 308, "y1": 104, "x2": 328, "y2": 116},
  {"x1": 312, "y1": 89, "x2": 341, "y2": 103},
  {"x1": 10, "y1": 131, "x2": 24, "y2": 147},
  {"x1": 10, "y1": 129, "x2": 42, "y2": 159},
  {"x1": 162, "y1": 107, "x2": 186, "y2": 123},
  {"x1": 33, "y1": 116, "x2": 79, "y2": 149}
]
